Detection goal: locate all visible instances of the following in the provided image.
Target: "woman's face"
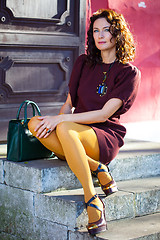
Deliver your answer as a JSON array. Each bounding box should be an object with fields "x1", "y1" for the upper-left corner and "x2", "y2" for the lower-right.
[{"x1": 93, "y1": 17, "x2": 116, "y2": 52}]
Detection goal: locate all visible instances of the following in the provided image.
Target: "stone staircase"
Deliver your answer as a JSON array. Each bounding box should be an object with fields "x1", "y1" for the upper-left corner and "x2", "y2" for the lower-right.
[{"x1": 0, "y1": 139, "x2": 160, "y2": 240}]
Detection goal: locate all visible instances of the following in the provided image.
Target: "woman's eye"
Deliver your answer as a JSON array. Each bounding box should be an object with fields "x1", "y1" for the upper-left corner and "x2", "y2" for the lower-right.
[
  {"x1": 104, "y1": 28, "x2": 110, "y2": 32},
  {"x1": 93, "y1": 29, "x2": 99, "y2": 33}
]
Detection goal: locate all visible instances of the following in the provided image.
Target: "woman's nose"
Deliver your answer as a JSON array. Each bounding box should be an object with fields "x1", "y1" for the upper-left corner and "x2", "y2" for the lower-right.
[{"x1": 98, "y1": 31, "x2": 104, "y2": 38}]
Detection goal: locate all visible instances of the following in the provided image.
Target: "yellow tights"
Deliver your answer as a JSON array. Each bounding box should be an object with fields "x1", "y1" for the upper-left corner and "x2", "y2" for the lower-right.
[{"x1": 28, "y1": 116, "x2": 112, "y2": 223}]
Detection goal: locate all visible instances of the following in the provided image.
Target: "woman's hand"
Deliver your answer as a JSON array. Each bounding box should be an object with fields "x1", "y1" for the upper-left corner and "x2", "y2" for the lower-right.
[
  {"x1": 33, "y1": 93, "x2": 72, "y2": 139},
  {"x1": 34, "y1": 115, "x2": 62, "y2": 138}
]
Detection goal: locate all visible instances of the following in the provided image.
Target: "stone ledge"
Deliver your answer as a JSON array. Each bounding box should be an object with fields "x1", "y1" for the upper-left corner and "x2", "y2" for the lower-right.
[
  {"x1": 117, "y1": 178, "x2": 160, "y2": 216},
  {"x1": 1, "y1": 158, "x2": 82, "y2": 193},
  {"x1": 0, "y1": 159, "x2": 3, "y2": 183},
  {"x1": 1, "y1": 177, "x2": 160, "y2": 239},
  {"x1": 0, "y1": 151, "x2": 160, "y2": 193},
  {"x1": 0, "y1": 184, "x2": 69, "y2": 240},
  {"x1": 34, "y1": 177, "x2": 160, "y2": 230},
  {"x1": 69, "y1": 213, "x2": 160, "y2": 240},
  {"x1": 0, "y1": 232, "x2": 22, "y2": 240},
  {"x1": 109, "y1": 153, "x2": 160, "y2": 181},
  {"x1": 0, "y1": 184, "x2": 35, "y2": 239}
]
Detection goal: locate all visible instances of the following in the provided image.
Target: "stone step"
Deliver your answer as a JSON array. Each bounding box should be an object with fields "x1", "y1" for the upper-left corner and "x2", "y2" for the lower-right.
[
  {"x1": 0, "y1": 157, "x2": 82, "y2": 193},
  {"x1": 70, "y1": 213, "x2": 160, "y2": 240},
  {"x1": 109, "y1": 139, "x2": 160, "y2": 181},
  {"x1": 1, "y1": 140, "x2": 160, "y2": 193},
  {"x1": 34, "y1": 177, "x2": 160, "y2": 231},
  {"x1": 0, "y1": 177, "x2": 160, "y2": 240}
]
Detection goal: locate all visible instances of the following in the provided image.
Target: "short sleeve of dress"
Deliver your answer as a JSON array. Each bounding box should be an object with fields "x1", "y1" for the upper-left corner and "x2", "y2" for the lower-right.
[
  {"x1": 68, "y1": 54, "x2": 86, "y2": 107},
  {"x1": 109, "y1": 64, "x2": 141, "y2": 116}
]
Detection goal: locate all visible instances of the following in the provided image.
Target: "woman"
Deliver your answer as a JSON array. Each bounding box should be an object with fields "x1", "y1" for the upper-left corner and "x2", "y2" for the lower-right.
[{"x1": 28, "y1": 9, "x2": 141, "y2": 235}]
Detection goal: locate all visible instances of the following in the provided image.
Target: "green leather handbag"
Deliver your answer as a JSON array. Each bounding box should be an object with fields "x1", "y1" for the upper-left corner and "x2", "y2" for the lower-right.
[{"x1": 7, "y1": 100, "x2": 53, "y2": 162}]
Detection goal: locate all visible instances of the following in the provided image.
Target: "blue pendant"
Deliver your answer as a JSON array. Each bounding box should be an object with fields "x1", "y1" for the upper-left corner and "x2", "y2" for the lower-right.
[{"x1": 97, "y1": 83, "x2": 107, "y2": 97}]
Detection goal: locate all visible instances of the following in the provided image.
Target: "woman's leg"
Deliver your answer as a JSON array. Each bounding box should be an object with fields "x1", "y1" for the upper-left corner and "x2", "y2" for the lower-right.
[
  {"x1": 28, "y1": 116, "x2": 113, "y2": 187},
  {"x1": 28, "y1": 116, "x2": 65, "y2": 160},
  {"x1": 55, "y1": 121, "x2": 103, "y2": 223},
  {"x1": 29, "y1": 117, "x2": 104, "y2": 223}
]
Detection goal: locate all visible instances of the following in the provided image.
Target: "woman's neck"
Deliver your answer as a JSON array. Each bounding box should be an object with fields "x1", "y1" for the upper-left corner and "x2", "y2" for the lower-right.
[{"x1": 101, "y1": 50, "x2": 116, "y2": 64}]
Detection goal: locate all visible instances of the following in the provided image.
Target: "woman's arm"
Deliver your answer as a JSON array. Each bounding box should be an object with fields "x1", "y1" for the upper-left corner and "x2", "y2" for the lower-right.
[
  {"x1": 59, "y1": 93, "x2": 73, "y2": 115},
  {"x1": 61, "y1": 97, "x2": 122, "y2": 124},
  {"x1": 35, "y1": 94, "x2": 122, "y2": 138}
]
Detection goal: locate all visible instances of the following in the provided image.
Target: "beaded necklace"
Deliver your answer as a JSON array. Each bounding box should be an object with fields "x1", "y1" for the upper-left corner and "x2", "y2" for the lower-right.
[{"x1": 97, "y1": 59, "x2": 116, "y2": 97}]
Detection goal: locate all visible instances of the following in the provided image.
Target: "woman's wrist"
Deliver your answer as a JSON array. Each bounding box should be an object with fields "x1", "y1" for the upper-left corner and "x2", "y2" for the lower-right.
[
  {"x1": 59, "y1": 113, "x2": 72, "y2": 124},
  {"x1": 58, "y1": 113, "x2": 66, "y2": 124}
]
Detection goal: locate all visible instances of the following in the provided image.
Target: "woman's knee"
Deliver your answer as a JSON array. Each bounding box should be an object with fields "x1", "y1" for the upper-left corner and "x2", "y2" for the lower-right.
[
  {"x1": 56, "y1": 121, "x2": 70, "y2": 134},
  {"x1": 56, "y1": 121, "x2": 77, "y2": 139},
  {"x1": 28, "y1": 116, "x2": 40, "y2": 134}
]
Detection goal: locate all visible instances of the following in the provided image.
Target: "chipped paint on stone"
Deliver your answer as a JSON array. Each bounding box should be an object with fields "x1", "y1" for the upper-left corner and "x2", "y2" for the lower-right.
[{"x1": 138, "y1": 2, "x2": 147, "y2": 8}]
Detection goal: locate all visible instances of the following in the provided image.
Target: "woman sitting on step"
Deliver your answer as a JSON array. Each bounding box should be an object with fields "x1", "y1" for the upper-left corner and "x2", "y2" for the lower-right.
[{"x1": 28, "y1": 9, "x2": 141, "y2": 235}]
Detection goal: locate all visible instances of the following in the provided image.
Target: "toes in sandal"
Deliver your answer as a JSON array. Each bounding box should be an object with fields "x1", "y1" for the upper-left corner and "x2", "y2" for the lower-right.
[
  {"x1": 92, "y1": 163, "x2": 118, "y2": 197},
  {"x1": 86, "y1": 194, "x2": 107, "y2": 235}
]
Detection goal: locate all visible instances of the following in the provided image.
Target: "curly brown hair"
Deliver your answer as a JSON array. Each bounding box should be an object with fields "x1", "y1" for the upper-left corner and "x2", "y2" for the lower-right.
[{"x1": 86, "y1": 9, "x2": 136, "y2": 65}]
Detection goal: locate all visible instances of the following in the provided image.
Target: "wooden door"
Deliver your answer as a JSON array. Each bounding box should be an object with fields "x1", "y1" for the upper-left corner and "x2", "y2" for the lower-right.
[{"x1": 0, "y1": 0, "x2": 86, "y2": 142}]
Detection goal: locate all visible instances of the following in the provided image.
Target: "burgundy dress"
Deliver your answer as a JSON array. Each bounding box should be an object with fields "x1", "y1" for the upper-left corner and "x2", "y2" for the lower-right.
[{"x1": 69, "y1": 54, "x2": 141, "y2": 165}]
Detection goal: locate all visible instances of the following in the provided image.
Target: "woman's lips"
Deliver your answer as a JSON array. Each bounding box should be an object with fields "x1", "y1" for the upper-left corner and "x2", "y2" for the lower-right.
[{"x1": 98, "y1": 41, "x2": 106, "y2": 44}]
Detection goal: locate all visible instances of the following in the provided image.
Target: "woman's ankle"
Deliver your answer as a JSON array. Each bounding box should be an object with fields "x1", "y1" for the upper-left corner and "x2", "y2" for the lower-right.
[
  {"x1": 99, "y1": 171, "x2": 112, "y2": 185},
  {"x1": 87, "y1": 197, "x2": 103, "y2": 223},
  {"x1": 96, "y1": 164, "x2": 112, "y2": 185}
]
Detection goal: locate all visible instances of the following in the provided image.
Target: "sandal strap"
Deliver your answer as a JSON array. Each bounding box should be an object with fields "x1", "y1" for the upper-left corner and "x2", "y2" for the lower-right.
[
  {"x1": 86, "y1": 194, "x2": 101, "y2": 212},
  {"x1": 87, "y1": 203, "x2": 102, "y2": 212},
  {"x1": 92, "y1": 163, "x2": 108, "y2": 177},
  {"x1": 101, "y1": 180, "x2": 115, "y2": 189},
  {"x1": 86, "y1": 194, "x2": 97, "y2": 208}
]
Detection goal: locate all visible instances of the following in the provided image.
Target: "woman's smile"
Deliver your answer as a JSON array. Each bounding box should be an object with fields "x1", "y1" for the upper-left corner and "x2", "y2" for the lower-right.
[{"x1": 98, "y1": 41, "x2": 106, "y2": 44}]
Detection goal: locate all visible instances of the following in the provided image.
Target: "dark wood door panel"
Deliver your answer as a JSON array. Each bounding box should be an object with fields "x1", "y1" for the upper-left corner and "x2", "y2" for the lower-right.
[
  {"x1": 0, "y1": 0, "x2": 80, "y2": 34},
  {"x1": 0, "y1": 46, "x2": 79, "y2": 142},
  {"x1": 0, "y1": 0, "x2": 86, "y2": 142},
  {"x1": 0, "y1": 46, "x2": 76, "y2": 104}
]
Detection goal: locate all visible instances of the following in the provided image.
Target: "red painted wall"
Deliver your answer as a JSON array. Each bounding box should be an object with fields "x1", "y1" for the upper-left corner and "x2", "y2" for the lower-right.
[{"x1": 88, "y1": 0, "x2": 160, "y2": 122}]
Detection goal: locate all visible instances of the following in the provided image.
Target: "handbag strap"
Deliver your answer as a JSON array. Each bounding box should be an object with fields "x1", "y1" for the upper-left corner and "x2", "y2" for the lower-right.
[
  {"x1": 16, "y1": 100, "x2": 34, "y2": 119},
  {"x1": 16, "y1": 100, "x2": 41, "y2": 123},
  {"x1": 24, "y1": 101, "x2": 41, "y2": 123}
]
